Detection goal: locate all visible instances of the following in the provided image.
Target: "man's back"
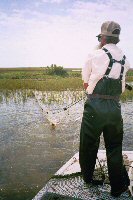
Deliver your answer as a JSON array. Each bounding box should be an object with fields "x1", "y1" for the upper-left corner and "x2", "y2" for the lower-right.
[{"x1": 82, "y1": 43, "x2": 130, "y2": 94}]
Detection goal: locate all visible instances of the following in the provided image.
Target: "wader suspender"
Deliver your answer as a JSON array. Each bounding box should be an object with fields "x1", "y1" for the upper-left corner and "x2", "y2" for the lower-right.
[
  {"x1": 87, "y1": 48, "x2": 126, "y2": 100},
  {"x1": 102, "y1": 48, "x2": 126, "y2": 81}
]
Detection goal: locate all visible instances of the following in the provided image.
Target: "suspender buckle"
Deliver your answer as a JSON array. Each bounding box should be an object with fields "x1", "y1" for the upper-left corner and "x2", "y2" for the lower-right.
[
  {"x1": 104, "y1": 75, "x2": 109, "y2": 78},
  {"x1": 111, "y1": 59, "x2": 115, "y2": 63}
]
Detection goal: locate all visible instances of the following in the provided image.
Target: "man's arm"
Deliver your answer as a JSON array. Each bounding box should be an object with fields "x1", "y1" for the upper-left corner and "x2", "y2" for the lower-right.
[
  {"x1": 82, "y1": 54, "x2": 93, "y2": 90},
  {"x1": 125, "y1": 83, "x2": 132, "y2": 91}
]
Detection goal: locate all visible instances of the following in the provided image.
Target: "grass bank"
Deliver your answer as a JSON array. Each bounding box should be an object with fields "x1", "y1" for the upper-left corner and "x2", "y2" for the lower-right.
[{"x1": 0, "y1": 78, "x2": 83, "y2": 91}]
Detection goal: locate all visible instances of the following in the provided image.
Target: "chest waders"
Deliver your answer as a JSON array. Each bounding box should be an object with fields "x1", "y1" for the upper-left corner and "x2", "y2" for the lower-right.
[{"x1": 79, "y1": 48, "x2": 130, "y2": 194}]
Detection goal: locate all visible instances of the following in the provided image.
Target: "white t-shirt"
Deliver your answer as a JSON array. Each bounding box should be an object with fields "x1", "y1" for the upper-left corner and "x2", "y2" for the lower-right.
[{"x1": 82, "y1": 43, "x2": 130, "y2": 94}]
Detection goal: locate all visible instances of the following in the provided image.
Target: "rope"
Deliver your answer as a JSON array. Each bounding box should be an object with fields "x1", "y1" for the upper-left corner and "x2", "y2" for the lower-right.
[{"x1": 62, "y1": 95, "x2": 86, "y2": 111}]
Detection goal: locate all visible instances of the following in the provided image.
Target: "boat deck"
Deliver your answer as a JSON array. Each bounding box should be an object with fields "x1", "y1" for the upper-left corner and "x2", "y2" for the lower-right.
[{"x1": 32, "y1": 150, "x2": 133, "y2": 200}]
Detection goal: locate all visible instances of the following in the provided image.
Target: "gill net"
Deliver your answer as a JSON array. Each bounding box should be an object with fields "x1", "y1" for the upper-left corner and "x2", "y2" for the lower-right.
[{"x1": 33, "y1": 90, "x2": 85, "y2": 153}]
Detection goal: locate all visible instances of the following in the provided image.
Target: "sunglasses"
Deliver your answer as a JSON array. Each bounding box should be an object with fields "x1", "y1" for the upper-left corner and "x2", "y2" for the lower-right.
[
  {"x1": 98, "y1": 35, "x2": 102, "y2": 42},
  {"x1": 97, "y1": 34, "x2": 102, "y2": 42}
]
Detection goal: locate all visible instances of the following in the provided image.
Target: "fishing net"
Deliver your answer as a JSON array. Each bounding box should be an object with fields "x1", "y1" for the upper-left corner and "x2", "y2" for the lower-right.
[
  {"x1": 33, "y1": 90, "x2": 85, "y2": 153},
  {"x1": 33, "y1": 90, "x2": 85, "y2": 123},
  {"x1": 33, "y1": 168, "x2": 132, "y2": 200},
  {"x1": 32, "y1": 151, "x2": 132, "y2": 200}
]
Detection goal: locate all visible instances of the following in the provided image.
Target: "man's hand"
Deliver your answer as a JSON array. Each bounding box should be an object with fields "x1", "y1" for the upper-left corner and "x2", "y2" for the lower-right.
[
  {"x1": 125, "y1": 83, "x2": 132, "y2": 91},
  {"x1": 83, "y1": 83, "x2": 88, "y2": 90}
]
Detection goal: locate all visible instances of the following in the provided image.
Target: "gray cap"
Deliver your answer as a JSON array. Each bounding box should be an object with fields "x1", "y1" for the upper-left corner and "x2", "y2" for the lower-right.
[{"x1": 99, "y1": 21, "x2": 121, "y2": 37}]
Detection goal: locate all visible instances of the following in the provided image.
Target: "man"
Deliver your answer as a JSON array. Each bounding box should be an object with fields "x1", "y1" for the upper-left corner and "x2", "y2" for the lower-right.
[{"x1": 79, "y1": 21, "x2": 130, "y2": 197}]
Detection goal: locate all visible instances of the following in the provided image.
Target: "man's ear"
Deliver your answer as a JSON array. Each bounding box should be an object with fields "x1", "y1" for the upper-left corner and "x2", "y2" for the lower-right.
[{"x1": 100, "y1": 35, "x2": 106, "y2": 47}]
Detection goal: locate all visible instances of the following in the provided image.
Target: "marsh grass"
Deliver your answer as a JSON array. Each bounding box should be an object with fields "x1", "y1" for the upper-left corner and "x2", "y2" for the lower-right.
[
  {"x1": 121, "y1": 89, "x2": 133, "y2": 102},
  {"x1": 126, "y1": 76, "x2": 133, "y2": 82},
  {"x1": 0, "y1": 78, "x2": 83, "y2": 91},
  {"x1": 0, "y1": 67, "x2": 132, "y2": 80},
  {"x1": 0, "y1": 78, "x2": 133, "y2": 102},
  {"x1": 0, "y1": 87, "x2": 133, "y2": 105},
  {"x1": 0, "y1": 71, "x2": 52, "y2": 80},
  {"x1": 0, "y1": 68, "x2": 133, "y2": 101}
]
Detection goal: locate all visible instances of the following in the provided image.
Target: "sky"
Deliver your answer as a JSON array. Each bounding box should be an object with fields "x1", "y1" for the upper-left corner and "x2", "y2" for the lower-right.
[{"x1": 0, "y1": 0, "x2": 133, "y2": 68}]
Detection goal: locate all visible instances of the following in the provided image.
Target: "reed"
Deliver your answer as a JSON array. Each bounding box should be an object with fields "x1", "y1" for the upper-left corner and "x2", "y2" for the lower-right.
[
  {"x1": 121, "y1": 89, "x2": 133, "y2": 102},
  {"x1": 0, "y1": 67, "x2": 133, "y2": 101},
  {"x1": 126, "y1": 76, "x2": 133, "y2": 82},
  {"x1": 0, "y1": 78, "x2": 132, "y2": 102},
  {"x1": 0, "y1": 78, "x2": 82, "y2": 91}
]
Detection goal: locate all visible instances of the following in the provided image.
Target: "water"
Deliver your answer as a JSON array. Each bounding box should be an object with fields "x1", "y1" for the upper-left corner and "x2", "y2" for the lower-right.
[{"x1": 0, "y1": 90, "x2": 132, "y2": 200}]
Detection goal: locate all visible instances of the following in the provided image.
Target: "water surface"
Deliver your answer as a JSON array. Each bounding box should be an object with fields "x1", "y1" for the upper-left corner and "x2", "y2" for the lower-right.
[{"x1": 0, "y1": 90, "x2": 132, "y2": 200}]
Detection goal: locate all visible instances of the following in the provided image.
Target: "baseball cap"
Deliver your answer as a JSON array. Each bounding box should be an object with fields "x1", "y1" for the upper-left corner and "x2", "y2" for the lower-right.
[{"x1": 97, "y1": 21, "x2": 121, "y2": 38}]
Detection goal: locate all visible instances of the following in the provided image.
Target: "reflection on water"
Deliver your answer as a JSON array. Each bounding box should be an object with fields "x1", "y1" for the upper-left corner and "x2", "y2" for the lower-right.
[{"x1": 0, "y1": 90, "x2": 132, "y2": 200}]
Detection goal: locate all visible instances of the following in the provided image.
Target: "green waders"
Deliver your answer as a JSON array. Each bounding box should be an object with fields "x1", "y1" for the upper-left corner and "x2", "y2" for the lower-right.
[{"x1": 79, "y1": 48, "x2": 130, "y2": 193}]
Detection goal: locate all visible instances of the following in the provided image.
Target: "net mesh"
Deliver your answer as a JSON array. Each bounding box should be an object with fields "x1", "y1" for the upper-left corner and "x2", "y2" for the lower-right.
[
  {"x1": 33, "y1": 90, "x2": 85, "y2": 153},
  {"x1": 33, "y1": 168, "x2": 132, "y2": 200}
]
